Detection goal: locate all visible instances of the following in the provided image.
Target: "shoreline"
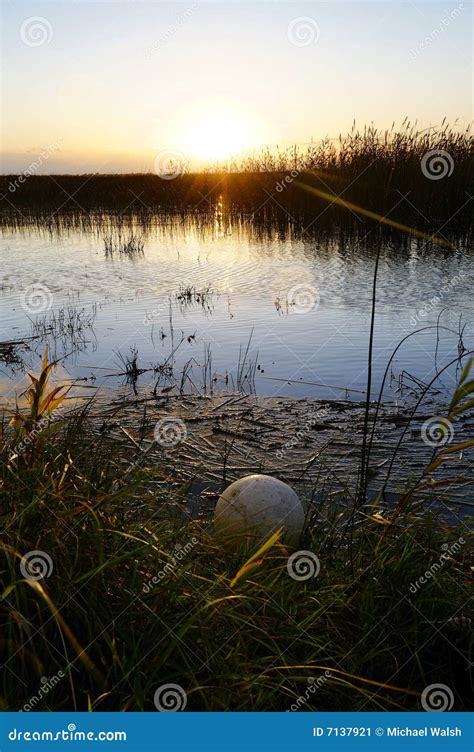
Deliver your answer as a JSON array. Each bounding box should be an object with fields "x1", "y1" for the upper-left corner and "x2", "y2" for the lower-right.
[{"x1": 86, "y1": 388, "x2": 474, "y2": 520}]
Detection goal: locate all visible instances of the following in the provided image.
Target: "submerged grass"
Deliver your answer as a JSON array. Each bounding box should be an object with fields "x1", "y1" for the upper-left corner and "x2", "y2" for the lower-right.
[{"x1": 0, "y1": 354, "x2": 472, "y2": 711}]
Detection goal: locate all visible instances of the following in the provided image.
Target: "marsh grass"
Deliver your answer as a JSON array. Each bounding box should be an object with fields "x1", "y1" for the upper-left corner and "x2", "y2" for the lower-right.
[
  {"x1": 1, "y1": 122, "x2": 472, "y2": 236},
  {"x1": 31, "y1": 305, "x2": 97, "y2": 351},
  {"x1": 176, "y1": 285, "x2": 213, "y2": 311},
  {"x1": 104, "y1": 233, "x2": 145, "y2": 258},
  {"x1": 0, "y1": 354, "x2": 472, "y2": 711}
]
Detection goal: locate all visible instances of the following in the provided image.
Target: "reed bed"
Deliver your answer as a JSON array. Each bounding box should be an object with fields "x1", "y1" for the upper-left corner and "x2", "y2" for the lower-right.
[{"x1": 1, "y1": 122, "x2": 472, "y2": 236}]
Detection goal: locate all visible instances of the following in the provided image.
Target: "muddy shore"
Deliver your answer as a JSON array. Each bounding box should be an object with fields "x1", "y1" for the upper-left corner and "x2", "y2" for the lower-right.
[{"x1": 84, "y1": 390, "x2": 473, "y2": 521}]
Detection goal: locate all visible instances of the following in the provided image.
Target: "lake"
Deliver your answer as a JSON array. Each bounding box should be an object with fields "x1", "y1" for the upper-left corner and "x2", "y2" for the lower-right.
[{"x1": 1, "y1": 212, "x2": 472, "y2": 406}]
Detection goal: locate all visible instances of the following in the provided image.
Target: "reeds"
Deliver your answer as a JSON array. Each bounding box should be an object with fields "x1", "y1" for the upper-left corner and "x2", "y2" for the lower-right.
[
  {"x1": 1, "y1": 121, "x2": 472, "y2": 236},
  {"x1": 31, "y1": 304, "x2": 97, "y2": 349},
  {"x1": 104, "y1": 233, "x2": 144, "y2": 257}
]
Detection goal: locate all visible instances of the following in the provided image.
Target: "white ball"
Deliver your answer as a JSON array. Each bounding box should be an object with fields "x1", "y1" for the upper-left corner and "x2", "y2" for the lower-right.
[{"x1": 213, "y1": 474, "x2": 305, "y2": 550}]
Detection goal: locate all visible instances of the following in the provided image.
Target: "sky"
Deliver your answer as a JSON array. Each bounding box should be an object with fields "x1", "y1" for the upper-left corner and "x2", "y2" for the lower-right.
[{"x1": 1, "y1": 0, "x2": 472, "y2": 173}]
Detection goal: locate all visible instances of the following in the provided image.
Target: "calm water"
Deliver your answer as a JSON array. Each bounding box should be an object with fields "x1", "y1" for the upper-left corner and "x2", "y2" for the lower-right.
[{"x1": 1, "y1": 214, "x2": 472, "y2": 405}]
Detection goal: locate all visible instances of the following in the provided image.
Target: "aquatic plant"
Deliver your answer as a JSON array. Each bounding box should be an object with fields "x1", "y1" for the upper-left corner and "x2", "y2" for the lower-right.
[
  {"x1": 1, "y1": 121, "x2": 471, "y2": 236},
  {"x1": 103, "y1": 233, "x2": 144, "y2": 257},
  {"x1": 9, "y1": 348, "x2": 69, "y2": 440}
]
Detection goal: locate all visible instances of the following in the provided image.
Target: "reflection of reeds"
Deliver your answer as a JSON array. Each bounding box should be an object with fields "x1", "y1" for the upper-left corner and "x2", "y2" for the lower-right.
[
  {"x1": 31, "y1": 305, "x2": 97, "y2": 354},
  {"x1": 104, "y1": 233, "x2": 144, "y2": 258},
  {"x1": 108, "y1": 332, "x2": 258, "y2": 397},
  {"x1": 176, "y1": 285, "x2": 213, "y2": 313},
  {"x1": 236, "y1": 329, "x2": 257, "y2": 393},
  {"x1": 0, "y1": 339, "x2": 27, "y2": 367}
]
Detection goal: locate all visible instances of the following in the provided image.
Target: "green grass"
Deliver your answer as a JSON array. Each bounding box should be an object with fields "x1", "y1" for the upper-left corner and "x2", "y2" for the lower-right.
[{"x1": 0, "y1": 392, "x2": 472, "y2": 712}]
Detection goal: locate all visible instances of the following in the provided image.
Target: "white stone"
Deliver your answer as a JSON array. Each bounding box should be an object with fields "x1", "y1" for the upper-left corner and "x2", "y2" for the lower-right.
[{"x1": 213, "y1": 474, "x2": 305, "y2": 550}]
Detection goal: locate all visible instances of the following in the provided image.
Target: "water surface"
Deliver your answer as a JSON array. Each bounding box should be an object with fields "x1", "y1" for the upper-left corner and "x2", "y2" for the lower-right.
[{"x1": 1, "y1": 214, "x2": 472, "y2": 406}]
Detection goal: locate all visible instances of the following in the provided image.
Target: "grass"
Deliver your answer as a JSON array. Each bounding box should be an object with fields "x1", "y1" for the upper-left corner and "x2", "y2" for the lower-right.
[
  {"x1": 1, "y1": 121, "x2": 472, "y2": 237},
  {"x1": 104, "y1": 233, "x2": 144, "y2": 258},
  {"x1": 0, "y1": 352, "x2": 472, "y2": 712}
]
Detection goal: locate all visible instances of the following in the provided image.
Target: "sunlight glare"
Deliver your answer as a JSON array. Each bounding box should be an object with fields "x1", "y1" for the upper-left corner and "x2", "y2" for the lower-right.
[{"x1": 180, "y1": 112, "x2": 254, "y2": 162}]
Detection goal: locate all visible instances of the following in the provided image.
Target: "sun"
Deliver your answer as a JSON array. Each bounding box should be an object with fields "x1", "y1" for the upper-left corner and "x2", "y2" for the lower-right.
[{"x1": 180, "y1": 112, "x2": 253, "y2": 162}]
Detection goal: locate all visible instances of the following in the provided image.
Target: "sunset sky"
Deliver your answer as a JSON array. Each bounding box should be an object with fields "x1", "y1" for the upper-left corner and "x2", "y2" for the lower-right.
[{"x1": 1, "y1": 0, "x2": 472, "y2": 173}]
